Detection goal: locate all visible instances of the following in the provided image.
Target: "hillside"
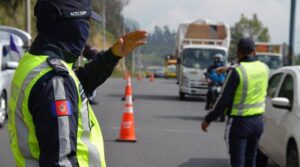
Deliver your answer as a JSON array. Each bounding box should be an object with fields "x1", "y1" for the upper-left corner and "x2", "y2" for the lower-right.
[{"x1": 0, "y1": 0, "x2": 126, "y2": 49}]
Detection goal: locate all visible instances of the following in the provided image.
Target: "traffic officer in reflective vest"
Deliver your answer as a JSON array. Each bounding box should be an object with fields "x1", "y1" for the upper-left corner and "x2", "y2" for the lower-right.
[
  {"x1": 8, "y1": 0, "x2": 147, "y2": 166},
  {"x1": 201, "y1": 38, "x2": 269, "y2": 167}
]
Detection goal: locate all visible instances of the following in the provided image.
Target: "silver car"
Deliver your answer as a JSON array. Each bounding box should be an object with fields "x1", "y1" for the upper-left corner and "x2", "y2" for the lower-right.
[
  {"x1": 257, "y1": 66, "x2": 300, "y2": 167},
  {"x1": 0, "y1": 26, "x2": 31, "y2": 128}
]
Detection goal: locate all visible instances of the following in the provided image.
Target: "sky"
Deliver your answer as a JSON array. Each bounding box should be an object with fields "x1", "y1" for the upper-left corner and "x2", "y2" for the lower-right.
[{"x1": 123, "y1": 0, "x2": 300, "y2": 53}]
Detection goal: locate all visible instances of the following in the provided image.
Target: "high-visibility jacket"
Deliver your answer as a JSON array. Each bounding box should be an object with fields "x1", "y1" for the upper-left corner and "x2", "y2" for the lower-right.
[
  {"x1": 231, "y1": 61, "x2": 269, "y2": 116},
  {"x1": 8, "y1": 53, "x2": 106, "y2": 167}
]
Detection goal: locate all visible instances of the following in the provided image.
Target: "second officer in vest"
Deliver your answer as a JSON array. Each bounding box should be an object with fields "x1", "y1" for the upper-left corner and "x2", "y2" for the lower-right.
[
  {"x1": 8, "y1": 0, "x2": 147, "y2": 166},
  {"x1": 201, "y1": 38, "x2": 269, "y2": 167}
]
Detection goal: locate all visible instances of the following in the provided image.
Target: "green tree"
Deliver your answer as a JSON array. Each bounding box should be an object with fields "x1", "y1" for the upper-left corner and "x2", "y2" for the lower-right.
[
  {"x1": 125, "y1": 18, "x2": 140, "y2": 32},
  {"x1": 140, "y1": 25, "x2": 176, "y2": 66},
  {"x1": 229, "y1": 14, "x2": 270, "y2": 60},
  {"x1": 0, "y1": 0, "x2": 37, "y2": 33},
  {"x1": 295, "y1": 53, "x2": 300, "y2": 65},
  {"x1": 0, "y1": 0, "x2": 22, "y2": 15}
]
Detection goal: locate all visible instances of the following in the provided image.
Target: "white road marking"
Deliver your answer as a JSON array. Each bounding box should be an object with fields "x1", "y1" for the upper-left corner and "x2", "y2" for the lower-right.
[{"x1": 104, "y1": 126, "x2": 202, "y2": 133}]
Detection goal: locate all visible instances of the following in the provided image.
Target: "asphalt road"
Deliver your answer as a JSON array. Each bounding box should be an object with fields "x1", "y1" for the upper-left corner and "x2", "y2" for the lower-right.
[{"x1": 0, "y1": 78, "x2": 278, "y2": 167}]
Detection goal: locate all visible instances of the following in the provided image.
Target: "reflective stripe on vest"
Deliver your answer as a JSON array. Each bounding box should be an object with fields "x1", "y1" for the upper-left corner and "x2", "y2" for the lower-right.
[
  {"x1": 77, "y1": 84, "x2": 101, "y2": 167},
  {"x1": 14, "y1": 61, "x2": 50, "y2": 167},
  {"x1": 9, "y1": 53, "x2": 106, "y2": 167},
  {"x1": 52, "y1": 76, "x2": 73, "y2": 166},
  {"x1": 231, "y1": 61, "x2": 269, "y2": 116},
  {"x1": 63, "y1": 61, "x2": 105, "y2": 167}
]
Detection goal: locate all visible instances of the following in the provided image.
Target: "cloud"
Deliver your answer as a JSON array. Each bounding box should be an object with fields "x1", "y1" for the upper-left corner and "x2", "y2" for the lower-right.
[{"x1": 124, "y1": 0, "x2": 300, "y2": 52}]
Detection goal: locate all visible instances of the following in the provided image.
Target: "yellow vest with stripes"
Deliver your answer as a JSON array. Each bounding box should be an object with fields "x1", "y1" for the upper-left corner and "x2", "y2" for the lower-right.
[
  {"x1": 8, "y1": 53, "x2": 106, "y2": 167},
  {"x1": 231, "y1": 61, "x2": 269, "y2": 116}
]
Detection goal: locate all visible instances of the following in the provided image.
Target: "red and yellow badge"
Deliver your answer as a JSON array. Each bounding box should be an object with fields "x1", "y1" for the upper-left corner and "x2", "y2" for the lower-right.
[{"x1": 51, "y1": 100, "x2": 72, "y2": 117}]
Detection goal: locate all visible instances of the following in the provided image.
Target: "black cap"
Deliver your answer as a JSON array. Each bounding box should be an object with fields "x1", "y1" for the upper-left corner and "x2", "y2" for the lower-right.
[
  {"x1": 35, "y1": 0, "x2": 103, "y2": 23},
  {"x1": 238, "y1": 38, "x2": 255, "y2": 51}
]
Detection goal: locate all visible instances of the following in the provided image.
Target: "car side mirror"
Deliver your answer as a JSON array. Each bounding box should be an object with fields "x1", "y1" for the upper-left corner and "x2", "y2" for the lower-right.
[
  {"x1": 271, "y1": 97, "x2": 292, "y2": 111},
  {"x1": 5, "y1": 61, "x2": 18, "y2": 70}
]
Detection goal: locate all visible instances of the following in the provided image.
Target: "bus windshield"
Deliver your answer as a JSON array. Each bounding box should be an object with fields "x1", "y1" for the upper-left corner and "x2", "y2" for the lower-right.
[
  {"x1": 182, "y1": 48, "x2": 226, "y2": 69},
  {"x1": 256, "y1": 55, "x2": 282, "y2": 70}
]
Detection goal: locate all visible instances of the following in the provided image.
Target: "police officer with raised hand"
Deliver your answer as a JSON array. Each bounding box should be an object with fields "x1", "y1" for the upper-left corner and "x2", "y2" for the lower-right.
[
  {"x1": 8, "y1": 0, "x2": 147, "y2": 167},
  {"x1": 201, "y1": 38, "x2": 269, "y2": 167}
]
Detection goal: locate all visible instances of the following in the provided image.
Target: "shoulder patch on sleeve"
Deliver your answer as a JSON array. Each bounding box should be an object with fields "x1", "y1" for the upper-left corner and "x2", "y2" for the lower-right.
[
  {"x1": 51, "y1": 100, "x2": 72, "y2": 117},
  {"x1": 46, "y1": 57, "x2": 69, "y2": 74}
]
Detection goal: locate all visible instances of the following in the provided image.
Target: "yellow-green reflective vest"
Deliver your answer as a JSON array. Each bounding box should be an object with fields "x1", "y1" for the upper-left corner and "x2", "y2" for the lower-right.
[
  {"x1": 8, "y1": 53, "x2": 106, "y2": 167},
  {"x1": 231, "y1": 61, "x2": 269, "y2": 116}
]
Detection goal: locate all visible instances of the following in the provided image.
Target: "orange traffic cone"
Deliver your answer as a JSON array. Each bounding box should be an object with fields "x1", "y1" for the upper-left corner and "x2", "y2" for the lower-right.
[
  {"x1": 150, "y1": 73, "x2": 155, "y2": 82},
  {"x1": 116, "y1": 76, "x2": 137, "y2": 142},
  {"x1": 121, "y1": 76, "x2": 134, "y2": 101}
]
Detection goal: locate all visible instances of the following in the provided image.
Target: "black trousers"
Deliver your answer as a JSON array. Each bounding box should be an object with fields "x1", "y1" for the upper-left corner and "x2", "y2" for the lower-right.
[
  {"x1": 205, "y1": 87, "x2": 213, "y2": 109},
  {"x1": 225, "y1": 115, "x2": 264, "y2": 167}
]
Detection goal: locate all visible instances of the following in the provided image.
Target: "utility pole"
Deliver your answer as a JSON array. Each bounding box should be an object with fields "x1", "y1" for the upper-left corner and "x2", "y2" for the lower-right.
[
  {"x1": 102, "y1": 0, "x2": 106, "y2": 50},
  {"x1": 132, "y1": 50, "x2": 135, "y2": 74},
  {"x1": 122, "y1": 17, "x2": 127, "y2": 72},
  {"x1": 288, "y1": 0, "x2": 297, "y2": 65},
  {"x1": 137, "y1": 48, "x2": 142, "y2": 74},
  {"x1": 122, "y1": 0, "x2": 129, "y2": 72},
  {"x1": 25, "y1": 0, "x2": 31, "y2": 46}
]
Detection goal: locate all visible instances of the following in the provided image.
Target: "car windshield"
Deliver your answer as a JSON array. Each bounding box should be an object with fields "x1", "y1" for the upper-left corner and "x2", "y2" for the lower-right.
[
  {"x1": 155, "y1": 67, "x2": 165, "y2": 73},
  {"x1": 147, "y1": 67, "x2": 164, "y2": 73},
  {"x1": 167, "y1": 65, "x2": 176, "y2": 72},
  {"x1": 0, "y1": 32, "x2": 10, "y2": 43},
  {"x1": 256, "y1": 55, "x2": 282, "y2": 70},
  {"x1": 182, "y1": 48, "x2": 226, "y2": 69}
]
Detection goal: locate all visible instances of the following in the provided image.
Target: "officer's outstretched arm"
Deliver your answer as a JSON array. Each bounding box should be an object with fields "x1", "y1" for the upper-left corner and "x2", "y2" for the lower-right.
[
  {"x1": 29, "y1": 72, "x2": 79, "y2": 166},
  {"x1": 75, "y1": 30, "x2": 147, "y2": 96},
  {"x1": 75, "y1": 49, "x2": 120, "y2": 96},
  {"x1": 204, "y1": 69, "x2": 239, "y2": 123}
]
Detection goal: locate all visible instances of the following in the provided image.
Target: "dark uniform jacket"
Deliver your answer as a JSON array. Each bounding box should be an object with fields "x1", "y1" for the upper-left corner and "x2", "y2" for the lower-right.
[
  {"x1": 205, "y1": 57, "x2": 258, "y2": 123},
  {"x1": 27, "y1": 36, "x2": 120, "y2": 166}
]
